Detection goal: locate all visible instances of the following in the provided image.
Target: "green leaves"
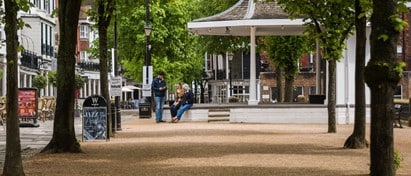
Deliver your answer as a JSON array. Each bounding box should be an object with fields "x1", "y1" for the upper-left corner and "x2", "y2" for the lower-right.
[
  {"x1": 390, "y1": 15, "x2": 408, "y2": 32},
  {"x1": 263, "y1": 36, "x2": 310, "y2": 79},
  {"x1": 16, "y1": 0, "x2": 32, "y2": 12},
  {"x1": 278, "y1": 0, "x2": 355, "y2": 62},
  {"x1": 32, "y1": 75, "x2": 48, "y2": 89},
  {"x1": 378, "y1": 34, "x2": 389, "y2": 41},
  {"x1": 116, "y1": 0, "x2": 204, "y2": 86},
  {"x1": 75, "y1": 74, "x2": 86, "y2": 89},
  {"x1": 394, "y1": 61, "x2": 406, "y2": 77},
  {"x1": 48, "y1": 71, "x2": 57, "y2": 85},
  {"x1": 47, "y1": 71, "x2": 85, "y2": 89}
]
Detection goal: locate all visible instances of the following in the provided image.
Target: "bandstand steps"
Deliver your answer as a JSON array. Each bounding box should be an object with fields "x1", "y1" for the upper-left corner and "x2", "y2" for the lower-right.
[{"x1": 208, "y1": 108, "x2": 230, "y2": 122}]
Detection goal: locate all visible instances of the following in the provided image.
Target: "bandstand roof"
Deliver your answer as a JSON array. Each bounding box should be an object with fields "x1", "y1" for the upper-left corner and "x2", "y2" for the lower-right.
[{"x1": 187, "y1": 0, "x2": 305, "y2": 36}]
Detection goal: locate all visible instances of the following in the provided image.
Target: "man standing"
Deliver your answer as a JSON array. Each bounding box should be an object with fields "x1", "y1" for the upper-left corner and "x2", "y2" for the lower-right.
[{"x1": 151, "y1": 71, "x2": 167, "y2": 123}]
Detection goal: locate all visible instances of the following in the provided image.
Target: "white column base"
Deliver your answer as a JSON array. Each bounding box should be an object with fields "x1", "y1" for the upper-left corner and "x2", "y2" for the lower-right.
[{"x1": 247, "y1": 99, "x2": 259, "y2": 105}]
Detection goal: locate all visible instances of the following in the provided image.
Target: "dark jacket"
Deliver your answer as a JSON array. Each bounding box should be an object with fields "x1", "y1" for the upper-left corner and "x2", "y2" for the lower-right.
[
  {"x1": 151, "y1": 77, "x2": 167, "y2": 97},
  {"x1": 181, "y1": 90, "x2": 194, "y2": 105}
]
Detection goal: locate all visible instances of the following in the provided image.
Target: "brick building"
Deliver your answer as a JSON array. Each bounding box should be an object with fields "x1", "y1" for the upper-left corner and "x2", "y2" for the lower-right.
[{"x1": 396, "y1": 9, "x2": 411, "y2": 100}]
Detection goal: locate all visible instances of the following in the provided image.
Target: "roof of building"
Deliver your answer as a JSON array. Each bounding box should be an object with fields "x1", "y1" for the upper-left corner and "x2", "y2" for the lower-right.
[
  {"x1": 79, "y1": 5, "x2": 92, "y2": 20},
  {"x1": 188, "y1": 0, "x2": 304, "y2": 36},
  {"x1": 193, "y1": 0, "x2": 289, "y2": 22}
]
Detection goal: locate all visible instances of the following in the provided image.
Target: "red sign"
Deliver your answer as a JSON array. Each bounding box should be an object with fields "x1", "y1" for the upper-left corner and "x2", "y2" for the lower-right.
[{"x1": 18, "y1": 88, "x2": 37, "y2": 118}]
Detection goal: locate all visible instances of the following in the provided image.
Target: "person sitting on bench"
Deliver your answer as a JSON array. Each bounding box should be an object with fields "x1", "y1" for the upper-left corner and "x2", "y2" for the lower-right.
[
  {"x1": 172, "y1": 84, "x2": 194, "y2": 123},
  {"x1": 170, "y1": 83, "x2": 184, "y2": 119}
]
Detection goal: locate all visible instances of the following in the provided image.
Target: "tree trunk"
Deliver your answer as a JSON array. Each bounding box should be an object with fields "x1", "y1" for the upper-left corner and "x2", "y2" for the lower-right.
[
  {"x1": 41, "y1": 0, "x2": 82, "y2": 153},
  {"x1": 3, "y1": 0, "x2": 25, "y2": 175},
  {"x1": 99, "y1": 19, "x2": 111, "y2": 137},
  {"x1": 365, "y1": 0, "x2": 399, "y2": 175},
  {"x1": 276, "y1": 66, "x2": 283, "y2": 103},
  {"x1": 344, "y1": 0, "x2": 368, "y2": 149},
  {"x1": 97, "y1": 0, "x2": 114, "y2": 137},
  {"x1": 284, "y1": 76, "x2": 294, "y2": 102},
  {"x1": 327, "y1": 59, "x2": 336, "y2": 133}
]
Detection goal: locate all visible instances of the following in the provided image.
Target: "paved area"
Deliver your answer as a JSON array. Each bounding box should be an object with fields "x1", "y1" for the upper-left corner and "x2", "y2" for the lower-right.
[
  {"x1": 0, "y1": 117, "x2": 82, "y2": 166},
  {"x1": 19, "y1": 120, "x2": 411, "y2": 175},
  {"x1": 0, "y1": 110, "x2": 137, "y2": 168},
  {"x1": 1, "y1": 111, "x2": 411, "y2": 175}
]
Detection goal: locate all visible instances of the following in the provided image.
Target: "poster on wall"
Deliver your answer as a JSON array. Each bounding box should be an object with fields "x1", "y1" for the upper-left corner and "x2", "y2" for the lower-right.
[
  {"x1": 18, "y1": 88, "x2": 39, "y2": 127},
  {"x1": 82, "y1": 95, "x2": 108, "y2": 141}
]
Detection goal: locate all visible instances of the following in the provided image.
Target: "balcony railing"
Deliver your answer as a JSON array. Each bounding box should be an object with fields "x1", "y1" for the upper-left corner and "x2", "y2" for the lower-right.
[
  {"x1": 20, "y1": 50, "x2": 40, "y2": 70},
  {"x1": 78, "y1": 61, "x2": 100, "y2": 72}
]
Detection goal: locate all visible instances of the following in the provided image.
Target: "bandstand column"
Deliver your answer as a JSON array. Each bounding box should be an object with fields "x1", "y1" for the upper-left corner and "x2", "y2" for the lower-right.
[{"x1": 248, "y1": 26, "x2": 258, "y2": 105}]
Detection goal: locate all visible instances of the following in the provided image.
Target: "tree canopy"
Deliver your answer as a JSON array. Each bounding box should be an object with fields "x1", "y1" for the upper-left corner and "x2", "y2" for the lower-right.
[
  {"x1": 106, "y1": 0, "x2": 242, "y2": 87},
  {"x1": 263, "y1": 36, "x2": 311, "y2": 102},
  {"x1": 114, "y1": 0, "x2": 202, "y2": 86}
]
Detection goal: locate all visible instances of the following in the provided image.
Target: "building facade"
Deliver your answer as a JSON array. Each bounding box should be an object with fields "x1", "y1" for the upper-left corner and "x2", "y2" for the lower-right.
[
  {"x1": 0, "y1": 1, "x2": 102, "y2": 100},
  {"x1": 76, "y1": 3, "x2": 102, "y2": 99},
  {"x1": 0, "y1": 0, "x2": 57, "y2": 97}
]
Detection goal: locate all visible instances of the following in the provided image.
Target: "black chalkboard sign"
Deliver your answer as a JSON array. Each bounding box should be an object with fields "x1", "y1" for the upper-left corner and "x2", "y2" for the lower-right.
[{"x1": 82, "y1": 95, "x2": 108, "y2": 141}]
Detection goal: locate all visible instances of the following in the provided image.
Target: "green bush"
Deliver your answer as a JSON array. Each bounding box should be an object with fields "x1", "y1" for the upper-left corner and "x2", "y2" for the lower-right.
[
  {"x1": 394, "y1": 150, "x2": 403, "y2": 171},
  {"x1": 32, "y1": 75, "x2": 47, "y2": 89},
  {"x1": 48, "y1": 71, "x2": 57, "y2": 85},
  {"x1": 75, "y1": 74, "x2": 85, "y2": 89},
  {"x1": 48, "y1": 71, "x2": 85, "y2": 89}
]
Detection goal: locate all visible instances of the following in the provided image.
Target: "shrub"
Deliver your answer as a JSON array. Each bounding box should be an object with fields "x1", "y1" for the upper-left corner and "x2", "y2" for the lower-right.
[
  {"x1": 394, "y1": 150, "x2": 403, "y2": 171},
  {"x1": 48, "y1": 71, "x2": 57, "y2": 85},
  {"x1": 32, "y1": 75, "x2": 47, "y2": 89},
  {"x1": 48, "y1": 71, "x2": 85, "y2": 89},
  {"x1": 75, "y1": 74, "x2": 86, "y2": 89}
]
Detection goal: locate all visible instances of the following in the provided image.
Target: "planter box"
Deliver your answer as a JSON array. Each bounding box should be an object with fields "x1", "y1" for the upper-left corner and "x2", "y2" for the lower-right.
[{"x1": 309, "y1": 95, "x2": 326, "y2": 104}]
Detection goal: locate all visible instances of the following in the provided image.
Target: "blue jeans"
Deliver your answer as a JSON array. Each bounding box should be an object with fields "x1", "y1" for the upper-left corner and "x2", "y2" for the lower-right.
[
  {"x1": 176, "y1": 104, "x2": 193, "y2": 120},
  {"x1": 154, "y1": 96, "x2": 165, "y2": 122}
]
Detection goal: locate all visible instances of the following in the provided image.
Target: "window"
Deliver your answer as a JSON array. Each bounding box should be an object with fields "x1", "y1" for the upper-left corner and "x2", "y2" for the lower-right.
[
  {"x1": 41, "y1": 23, "x2": 45, "y2": 55},
  {"x1": 309, "y1": 86, "x2": 316, "y2": 95},
  {"x1": 49, "y1": 26, "x2": 53, "y2": 56},
  {"x1": 45, "y1": 0, "x2": 50, "y2": 14},
  {"x1": 80, "y1": 51, "x2": 87, "y2": 60},
  {"x1": 394, "y1": 85, "x2": 402, "y2": 99},
  {"x1": 80, "y1": 25, "x2": 89, "y2": 39},
  {"x1": 293, "y1": 87, "x2": 303, "y2": 102},
  {"x1": 34, "y1": 0, "x2": 40, "y2": 8}
]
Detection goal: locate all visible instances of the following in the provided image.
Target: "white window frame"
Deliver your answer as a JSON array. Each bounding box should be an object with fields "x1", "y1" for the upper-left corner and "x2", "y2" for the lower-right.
[
  {"x1": 34, "y1": 0, "x2": 40, "y2": 9},
  {"x1": 80, "y1": 25, "x2": 89, "y2": 39},
  {"x1": 80, "y1": 51, "x2": 87, "y2": 60},
  {"x1": 394, "y1": 85, "x2": 402, "y2": 99}
]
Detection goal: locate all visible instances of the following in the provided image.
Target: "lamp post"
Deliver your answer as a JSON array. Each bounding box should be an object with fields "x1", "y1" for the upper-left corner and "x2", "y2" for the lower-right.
[
  {"x1": 113, "y1": 3, "x2": 122, "y2": 131},
  {"x1": 228, "y1": 52, "x2": 234, "y2": 97},
  {"x1": 141, "y1": 0, "x2": 154, "y2": 117},
  {"x1": 144, "y1": 0, "x2": 152, "y2": 84},
  {"x1": 144, "y1": 24, "x2": 152, "y2": 85}
]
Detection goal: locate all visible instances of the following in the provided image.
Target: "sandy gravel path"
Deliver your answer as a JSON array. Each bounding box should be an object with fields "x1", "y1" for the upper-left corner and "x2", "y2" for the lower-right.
[{"x1": 23, "y1": 119, "x2": 411, "y2": 176}]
